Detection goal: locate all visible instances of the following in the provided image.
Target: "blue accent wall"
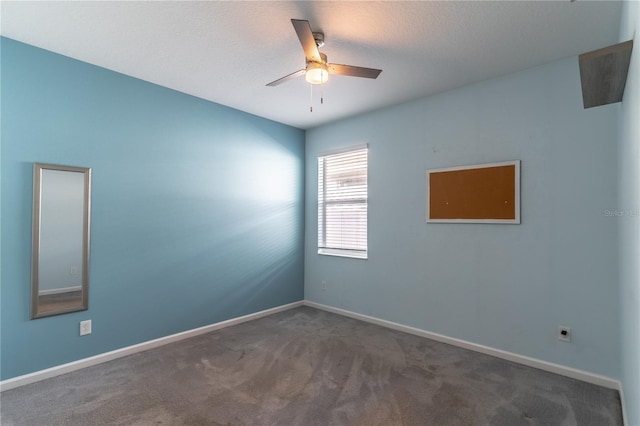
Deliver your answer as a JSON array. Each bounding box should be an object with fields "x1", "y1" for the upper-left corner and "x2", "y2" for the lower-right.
[
  {"x1": 305, "y1": 56, "x2": 620, "y2": 379},
  {"x1": 618, "y1": 1, "x2": 640, "y2": 424},
  {"x1": 0, "y1": 38, "x2": 305, "y2": 380}
]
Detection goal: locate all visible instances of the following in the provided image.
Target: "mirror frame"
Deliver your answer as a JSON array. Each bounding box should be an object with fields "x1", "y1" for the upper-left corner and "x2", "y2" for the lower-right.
[{"x1": 31, "y1": 163, "x2": 92, "y2": 319}]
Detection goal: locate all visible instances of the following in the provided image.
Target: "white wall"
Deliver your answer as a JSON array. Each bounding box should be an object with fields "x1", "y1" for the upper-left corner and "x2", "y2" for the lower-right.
[
  {"x1": 618, "y1": 1, "x2": 640, "y2": 424},
  {"x1": 305, "y1": 56, "x2": 620, "y2": 379}
]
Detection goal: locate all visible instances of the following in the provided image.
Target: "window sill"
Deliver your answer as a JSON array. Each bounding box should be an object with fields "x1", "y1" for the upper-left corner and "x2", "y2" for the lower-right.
[{"x1": 318, "y1": 248, "x2": 368, "y2": 260}]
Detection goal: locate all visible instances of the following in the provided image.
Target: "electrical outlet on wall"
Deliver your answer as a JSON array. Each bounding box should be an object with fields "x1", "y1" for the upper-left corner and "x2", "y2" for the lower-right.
[
  {"x1": 321, "y1": 281, "x2": 327, "y2": 291},
  {"x1": 558, "y1": 326, "x2": 571, "y2": 342},
  {"x1": 80, "y1": 320, "x2": 92, "y2": 336}
]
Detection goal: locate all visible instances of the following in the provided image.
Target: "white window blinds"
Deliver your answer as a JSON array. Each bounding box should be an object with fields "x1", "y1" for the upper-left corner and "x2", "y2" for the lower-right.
[{"x1": 318, "y1": 146, "x2": 368, "y2": 259}]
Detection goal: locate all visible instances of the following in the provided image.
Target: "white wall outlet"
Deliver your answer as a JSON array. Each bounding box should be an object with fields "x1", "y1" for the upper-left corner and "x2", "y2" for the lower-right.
[
  {"x1": 69, "y1": 266, "x2": 78, "y2": 275},
  {"x1": 321, "y1": 281, "x2": 327, "y2": 291},
  {"x1": 558, "y1": 326, "x2": 571, "y2": 342},
  {"x1": 80, "y1": 320, "x2": 92, "y2": 336}
]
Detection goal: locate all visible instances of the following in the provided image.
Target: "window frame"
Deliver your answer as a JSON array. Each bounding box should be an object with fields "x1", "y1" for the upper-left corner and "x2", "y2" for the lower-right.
[{"x1": 317, "y1": 145, "x2": 368, "y2": 260}]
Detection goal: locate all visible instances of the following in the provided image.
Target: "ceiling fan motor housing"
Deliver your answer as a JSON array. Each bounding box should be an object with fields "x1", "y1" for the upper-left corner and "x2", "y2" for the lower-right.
[
  {"x1": 313, "y1": 32, "x2": 325, "y2": 48},
  {"x1": 310, "y1": 52, "x2": 328, "y2": 65}
]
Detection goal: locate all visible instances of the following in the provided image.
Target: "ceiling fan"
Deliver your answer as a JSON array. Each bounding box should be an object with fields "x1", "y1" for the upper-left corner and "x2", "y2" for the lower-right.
[{"x1": 266, "y1": 19, "x2": 382, "y2": 87}]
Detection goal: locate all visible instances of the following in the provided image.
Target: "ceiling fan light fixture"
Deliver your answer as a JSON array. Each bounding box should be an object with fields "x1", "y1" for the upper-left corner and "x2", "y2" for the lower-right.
[
  {"x1": 265, "y1": 19, "x2": 381, "y2": 91},
  {"x1": 305, "y1": 62, "x2": 329, "y2": 85}
]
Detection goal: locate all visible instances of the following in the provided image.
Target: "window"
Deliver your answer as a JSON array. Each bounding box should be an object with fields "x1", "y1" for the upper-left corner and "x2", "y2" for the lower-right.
[{"x1": 318, "y1": 146, "x2": 368, "y2": 259}]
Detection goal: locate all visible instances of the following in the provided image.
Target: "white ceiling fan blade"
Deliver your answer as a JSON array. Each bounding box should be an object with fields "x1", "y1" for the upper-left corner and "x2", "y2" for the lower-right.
[
  {"x1": 328, "y1": 64, "x2": 382, "y2": 79},
  {"x1": 291, "y1": 19, "x2": 322, "y2": 63},
  {"x1": 266, "y1": 69, "x2": 306, "y2": 87}
]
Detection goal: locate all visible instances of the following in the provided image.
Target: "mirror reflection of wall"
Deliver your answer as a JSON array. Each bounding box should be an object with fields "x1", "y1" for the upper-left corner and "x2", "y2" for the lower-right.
[{"x1": 32, "y1": 164, "x2": 91, "y2": 319}]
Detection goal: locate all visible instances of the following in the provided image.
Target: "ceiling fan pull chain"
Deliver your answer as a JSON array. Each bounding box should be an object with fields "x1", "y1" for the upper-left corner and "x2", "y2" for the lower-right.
[
  {"x1": 321, "y1": 82, "x2": 324, "y2": 104},
  {"x1": 310, "y1": 83, "x2": 313, "y2": 112}
]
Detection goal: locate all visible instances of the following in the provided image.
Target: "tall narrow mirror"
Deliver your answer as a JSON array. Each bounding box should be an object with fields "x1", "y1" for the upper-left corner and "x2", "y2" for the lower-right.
[{"x1": 32, "y1": 163, "x2": 91, "y2": 319}]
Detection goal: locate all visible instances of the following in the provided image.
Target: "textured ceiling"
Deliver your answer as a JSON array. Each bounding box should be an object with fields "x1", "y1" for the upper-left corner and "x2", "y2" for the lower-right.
[{"x1": 1, "y1": 1, "x2": 622, "y2": 129}]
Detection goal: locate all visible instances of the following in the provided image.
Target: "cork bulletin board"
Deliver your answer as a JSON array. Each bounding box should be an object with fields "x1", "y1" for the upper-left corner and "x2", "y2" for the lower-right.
[{"x1": 426, "y1": 160, "x2": 520, "y2": 224}]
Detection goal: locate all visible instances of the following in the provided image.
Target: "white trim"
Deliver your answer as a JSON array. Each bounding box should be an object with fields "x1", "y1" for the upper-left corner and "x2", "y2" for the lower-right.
[
  {"x1": 619, "y1": 383, "x2": 628, "y2": 426},
  {"x1": 303, "y1": 301, "x2": 620, "y2": 390},
  {"x1": 1, "y1": 299, "x2": 622, "y2": 398},
  {"x1": 426, "y1": 218, "x2": 520, "y2": 224},
  {"x1": 427, "y1": 160, "x2": 520, "y2": 174},
  {"x1": 426, "y1": 160, "x2": 521, "y2": 224},
  {"x1": 0, "y1": 301, "x2": 303, "y2": 392},
  {"x1": 317, "y1": 143, "x2": 368, "y2": 158},
  {"x1": 318, "y1": 248, "x2": 367, "y2": 259}
]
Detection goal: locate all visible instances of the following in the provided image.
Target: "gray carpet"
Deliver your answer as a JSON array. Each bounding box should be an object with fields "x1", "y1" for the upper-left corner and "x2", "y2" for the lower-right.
[{"x1": 0, "y1": 307, "x2": 622, "y2": 426}]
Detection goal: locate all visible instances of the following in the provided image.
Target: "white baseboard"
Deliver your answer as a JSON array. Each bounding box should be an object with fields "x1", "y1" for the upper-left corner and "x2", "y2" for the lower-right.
[
  {"x1": 1, "y1": 298, "x2": 623, "y2": 407},
  {"x1": 303, "y1": 300, "x2": 621, "y2": 391},
  {"x1": 0, "y1": 301, "x2": 304, "y2": 392},
  {"x1": 619, "y1": 383, "x2": 629, "y2": 426}
]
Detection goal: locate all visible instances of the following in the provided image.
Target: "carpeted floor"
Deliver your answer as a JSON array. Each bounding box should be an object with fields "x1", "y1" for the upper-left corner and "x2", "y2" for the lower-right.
[{"x1": 0, "y1": 306, "x2": 623, "y2": 426}]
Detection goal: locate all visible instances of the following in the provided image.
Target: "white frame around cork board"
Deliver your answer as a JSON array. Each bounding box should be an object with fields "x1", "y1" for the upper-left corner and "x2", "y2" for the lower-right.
[{"x1": 426, "y1": 160, "x2": 520, "y2": 224}]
